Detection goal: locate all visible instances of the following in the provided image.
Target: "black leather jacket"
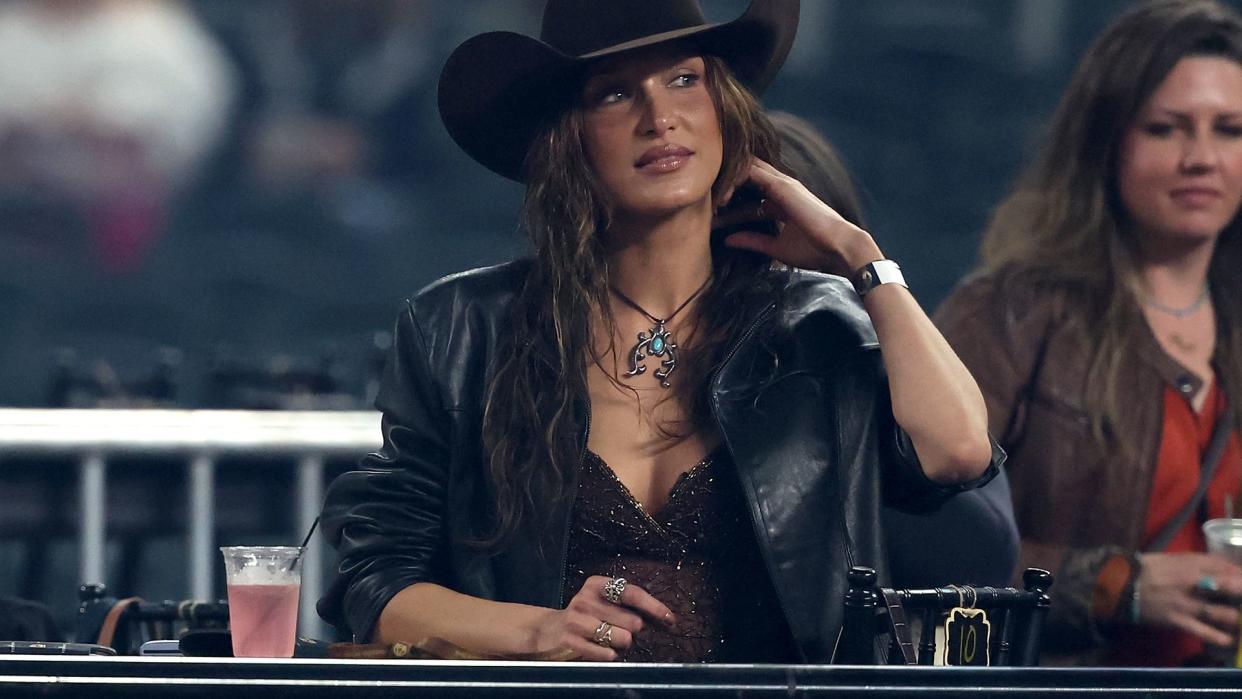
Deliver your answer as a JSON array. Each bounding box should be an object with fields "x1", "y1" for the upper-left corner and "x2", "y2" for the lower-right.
[{"x1": 318, "y1": 260, "x2": 1000, "y2": 662}]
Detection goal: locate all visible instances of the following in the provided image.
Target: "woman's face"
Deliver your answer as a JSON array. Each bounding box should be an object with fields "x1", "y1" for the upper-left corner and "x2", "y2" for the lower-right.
[
  {"x1": 580, "y1": 48, "x2": 723, "y2": 220},
  {"x1": 1118, "y1": 55, "x2": 1242, "y2": 245}
]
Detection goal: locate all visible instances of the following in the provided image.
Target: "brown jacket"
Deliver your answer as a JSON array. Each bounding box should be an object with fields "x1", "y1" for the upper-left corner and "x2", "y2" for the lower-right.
[{"x1": 935, "y1": 270, "x2": 1209, "y2": 664}]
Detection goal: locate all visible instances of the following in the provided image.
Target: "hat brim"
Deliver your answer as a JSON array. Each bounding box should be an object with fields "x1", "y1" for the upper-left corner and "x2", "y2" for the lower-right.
[{"x1": 438, "y1": 0, "x2": 800, "y2": 182}]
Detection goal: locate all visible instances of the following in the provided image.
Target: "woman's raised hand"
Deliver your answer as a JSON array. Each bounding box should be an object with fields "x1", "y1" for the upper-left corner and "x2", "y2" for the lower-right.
[
  {"x1": 530, "y1": 576, "x2": 677, "y2": 661},
  {"x1": 718, "y1": 158, "x2": 883, "y2": 278},
  {"x1": 1136, "y1": 552, "x2": 1242, "y2": 648}
]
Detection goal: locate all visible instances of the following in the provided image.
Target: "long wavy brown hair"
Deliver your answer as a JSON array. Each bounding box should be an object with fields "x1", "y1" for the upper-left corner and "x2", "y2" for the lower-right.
[
  {"x1": 478, "y1": 54, "x2": 783, "y2": 547},
  {"x1": 980, "y1": 0, "x2": 1242, "y2": 452}
]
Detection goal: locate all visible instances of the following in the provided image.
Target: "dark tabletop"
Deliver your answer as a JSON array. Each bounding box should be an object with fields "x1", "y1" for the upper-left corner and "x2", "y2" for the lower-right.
[{"x1": 3, "y1": 656, "x2": 1242, "y2": 698}]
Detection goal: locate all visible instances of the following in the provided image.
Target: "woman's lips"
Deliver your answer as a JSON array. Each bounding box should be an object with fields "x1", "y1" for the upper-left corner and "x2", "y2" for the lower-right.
[
  {"x1": 638, "y1": 155, "x2": 689, "y2": 173},
  {"x1": 1170, "y1": 187, "x2": 1223, "y2": 207},
  {"x1": 635, "y1": 144, "x2": 693, "y2": 172}
]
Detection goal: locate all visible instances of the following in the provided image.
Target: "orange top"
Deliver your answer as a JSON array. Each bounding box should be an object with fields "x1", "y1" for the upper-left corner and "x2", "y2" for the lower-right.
[{"x1": 1108, "y1": 380, "x2": 1241, "y2": 667}]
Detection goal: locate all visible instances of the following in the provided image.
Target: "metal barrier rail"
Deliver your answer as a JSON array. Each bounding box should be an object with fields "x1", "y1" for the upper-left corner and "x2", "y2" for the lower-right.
[{"x1": 0, "y1": 409, "x2": 380, "y2": 640}]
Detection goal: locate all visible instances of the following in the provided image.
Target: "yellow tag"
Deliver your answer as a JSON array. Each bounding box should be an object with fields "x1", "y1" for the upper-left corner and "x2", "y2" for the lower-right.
[
  {"x1": 937, "y1": 607, "x2": 991, "y2": 667},
  {"x1": 1235, "y1": 620, "x2": 1242, "y2": 668}
]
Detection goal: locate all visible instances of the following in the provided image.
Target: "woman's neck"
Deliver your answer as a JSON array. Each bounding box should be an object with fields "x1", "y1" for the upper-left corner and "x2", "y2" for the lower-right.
[
  {"x1": 1134, "y1": 233, "x2": 1218, "y2": 306},
  {"x1": 605, "y1": 204, "x2": 714, "y2": 312}
]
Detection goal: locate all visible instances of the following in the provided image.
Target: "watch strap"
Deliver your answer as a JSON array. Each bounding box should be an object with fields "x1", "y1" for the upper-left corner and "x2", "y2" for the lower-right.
[{"x1": 853, "y1": 260, "x2": 907, "y2": 297}]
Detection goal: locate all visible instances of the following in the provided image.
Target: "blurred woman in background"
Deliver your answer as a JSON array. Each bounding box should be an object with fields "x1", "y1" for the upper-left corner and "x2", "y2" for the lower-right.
[{"x1": 937, "y1": 0, "x2": 1242, "y2": 666}]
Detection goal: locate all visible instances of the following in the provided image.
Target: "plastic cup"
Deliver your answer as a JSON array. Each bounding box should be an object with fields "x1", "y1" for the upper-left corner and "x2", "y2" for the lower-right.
[
  {"x1": 1203, "y1": 519, "x2": 1242, "y2": 563},
  {"x1": 1202, "y1": 519, "x2": 1242, "y2": 668},
  {"x1": 220, "y1": 546, "x2": 302, "y2": 658}
]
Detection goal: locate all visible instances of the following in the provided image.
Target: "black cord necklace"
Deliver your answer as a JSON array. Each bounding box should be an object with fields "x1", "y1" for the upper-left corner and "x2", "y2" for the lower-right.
[{"x1": 610, "y1": 276, "x2": 711, "y2": 388}]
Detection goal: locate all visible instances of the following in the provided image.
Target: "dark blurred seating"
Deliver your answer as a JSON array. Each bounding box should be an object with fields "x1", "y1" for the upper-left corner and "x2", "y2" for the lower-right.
[
  {"x1": 76, "y1": 583, "x2": 227, "y2": 653},
  {"x1": 0, "y1": 596, "x2": 62, "y2": 642}
]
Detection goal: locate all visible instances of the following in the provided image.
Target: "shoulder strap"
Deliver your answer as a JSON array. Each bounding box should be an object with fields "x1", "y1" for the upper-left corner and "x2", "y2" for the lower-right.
[
  {"x1": 95, "y1": 597, "x2": 142, "y2": 650},
  {"x1": 1147, "y1": 406, "x2": 1236, "y2": 553},
  {"x1": 881, "y1": 589, "x2": 916, "y2": 665}
]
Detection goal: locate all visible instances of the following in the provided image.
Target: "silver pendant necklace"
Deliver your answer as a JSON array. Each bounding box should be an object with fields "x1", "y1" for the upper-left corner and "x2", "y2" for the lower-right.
[{"x1": 610, "y1": 277, "x2": 711, "y2": 388}]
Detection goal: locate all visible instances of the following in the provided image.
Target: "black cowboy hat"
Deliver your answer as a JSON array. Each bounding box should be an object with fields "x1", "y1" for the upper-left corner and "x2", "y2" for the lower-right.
[{"x1": 437, "y1": 0, "x2": 801, "y2": 182}]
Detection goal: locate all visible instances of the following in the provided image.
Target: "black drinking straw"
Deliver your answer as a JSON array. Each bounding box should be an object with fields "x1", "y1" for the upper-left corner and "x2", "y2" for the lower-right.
[{"x1": 292, "y1": 515, "x2": 320, "y2": 569}]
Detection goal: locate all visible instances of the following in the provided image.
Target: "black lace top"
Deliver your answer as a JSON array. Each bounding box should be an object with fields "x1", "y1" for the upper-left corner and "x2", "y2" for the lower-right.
[{"x1": 562, "y1": 448, "x2": 795, "y2": 663}]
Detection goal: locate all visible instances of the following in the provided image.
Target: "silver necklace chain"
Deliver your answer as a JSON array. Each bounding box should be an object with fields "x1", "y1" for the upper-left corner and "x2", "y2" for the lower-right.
[{"x1": 1142, "y1": 285, "x2": 1210, "y2": 319}]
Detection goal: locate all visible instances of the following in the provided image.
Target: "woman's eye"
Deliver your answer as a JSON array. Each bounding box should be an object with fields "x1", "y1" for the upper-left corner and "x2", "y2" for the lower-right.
[
  {"x1": 671, "y1": 73, "x2": 701, "y2": 88},
  {"x1": 1142, "y1": 122, "x2": 1174, "y2": 137},
  {"x1": 591, "y1": 87, "x2": 627, "y2": 105},
  {"x1": 1216, "y1": 123, "x2": 1242, "y2": 137},
  {"x1": 584, "y1": 89, "x2": 623, "y2": 107}
]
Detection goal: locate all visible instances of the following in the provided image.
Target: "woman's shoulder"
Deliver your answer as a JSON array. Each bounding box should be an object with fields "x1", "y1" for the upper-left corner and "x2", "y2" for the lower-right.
[
  {"x1": 390, "y1": 261, "x2": 530, "y2": 393},
  {"x1": 777, "y1": 269, "x2": 877, "y2": 349},
  {"x1": 937, "y1": 265, "x2": 1077, "y2": 326},
  {"x1": 406, "y1": 259, "x2": 531, "y2": 318},
  {"x1": 934, "y1": 265, "x2": 1086, "y2": 358}
]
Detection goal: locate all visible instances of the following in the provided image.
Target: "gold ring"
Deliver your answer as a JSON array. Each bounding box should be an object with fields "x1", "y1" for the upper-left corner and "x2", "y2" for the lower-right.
[{"x1": 592, "y1": 621, "x2": 614, "y2": 648}]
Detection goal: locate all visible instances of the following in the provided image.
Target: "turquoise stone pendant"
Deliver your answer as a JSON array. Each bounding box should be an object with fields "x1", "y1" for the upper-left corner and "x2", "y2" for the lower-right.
[{"x1": 624, "y1": 319, "x2": 678, "y2": 388}]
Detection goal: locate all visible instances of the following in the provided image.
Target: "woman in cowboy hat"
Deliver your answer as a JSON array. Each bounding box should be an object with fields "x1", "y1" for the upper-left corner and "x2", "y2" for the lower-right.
[{"x1": 318, "y1": 0, "x2": 999, "y2": 663}]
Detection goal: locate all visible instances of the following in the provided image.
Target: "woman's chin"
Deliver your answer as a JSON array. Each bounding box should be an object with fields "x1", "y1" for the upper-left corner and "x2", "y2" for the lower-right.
[
  {"x1": 614, "y1": 192, "x2": 713, "y2": 220},
  {"x1": 1144, "y1": 219, "x2": 1231, "y2": 244}
]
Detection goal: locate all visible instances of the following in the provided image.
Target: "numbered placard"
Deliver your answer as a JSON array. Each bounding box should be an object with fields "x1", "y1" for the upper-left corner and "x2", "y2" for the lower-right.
[{"x1": 937, "y1": 607, "x2": 991, "y2": 667}]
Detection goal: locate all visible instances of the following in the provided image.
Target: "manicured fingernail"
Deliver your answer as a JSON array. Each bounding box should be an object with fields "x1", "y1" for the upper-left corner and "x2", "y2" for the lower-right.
[{"x1": 664, "y1": 612, "x2": 678, "y2": 629}]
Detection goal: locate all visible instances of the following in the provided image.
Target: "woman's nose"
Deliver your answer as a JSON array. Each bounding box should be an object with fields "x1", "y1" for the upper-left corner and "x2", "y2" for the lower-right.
[
  {"x1": 637, "y1": 88, "x2": 675, "y2": 136},
  {"x1": 1181, "y1": 131, "x2": 1222, "y2": 172}
]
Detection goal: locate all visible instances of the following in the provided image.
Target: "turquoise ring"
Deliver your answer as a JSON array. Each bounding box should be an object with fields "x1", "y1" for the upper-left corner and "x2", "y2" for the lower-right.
[{"x1": 1196, "y1": 575, "x2": 1220, "y2": 593}]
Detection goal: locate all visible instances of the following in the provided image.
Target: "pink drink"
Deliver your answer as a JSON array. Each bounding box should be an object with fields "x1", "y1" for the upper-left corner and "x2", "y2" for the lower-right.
[{"x1": 227, "y1": 582, "x2": 300, "y2": 658}]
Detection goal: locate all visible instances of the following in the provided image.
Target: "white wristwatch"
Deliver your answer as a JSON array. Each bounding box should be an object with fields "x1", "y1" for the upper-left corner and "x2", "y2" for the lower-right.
[{"x1": 852, "y1": 260, "x2": 907, "y2": 298}]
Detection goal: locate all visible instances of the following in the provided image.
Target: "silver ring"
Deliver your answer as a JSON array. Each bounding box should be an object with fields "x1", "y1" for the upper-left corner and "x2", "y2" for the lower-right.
[
  {"x1": 602, "y1": 577, "x2": 628, "y2": 605},
  {"x1": 1199, "y1": 604, "x2": 1211, "y2": 622},
  {"x1": 592, "y1": 621, "x2": 614, "y2": 648}
]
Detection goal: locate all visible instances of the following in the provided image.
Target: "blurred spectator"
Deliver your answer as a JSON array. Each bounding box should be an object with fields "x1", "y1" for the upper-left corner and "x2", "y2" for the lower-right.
[
  {"x1": 0, "y1": 597, "x2": 61, "y2": 642},
  {"x1": 200, "y1": 0, "x2": 442, "y2": 238},
  {"x1": 0, "y1": 0, "x2": 236, "y2": 273}
]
